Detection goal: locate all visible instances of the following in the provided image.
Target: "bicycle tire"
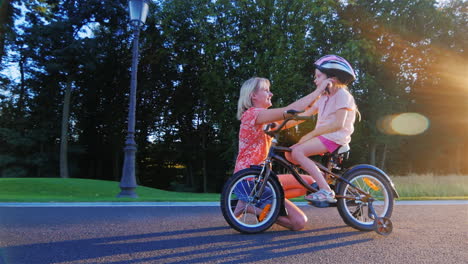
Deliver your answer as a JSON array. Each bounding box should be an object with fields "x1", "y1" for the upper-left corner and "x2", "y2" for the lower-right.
[
  {"x1": 220, "y1": 168, "x2": 284, "y2": 234},
  {"x1": 336, "y1": 169, "x2": 394, "y2": 231}
]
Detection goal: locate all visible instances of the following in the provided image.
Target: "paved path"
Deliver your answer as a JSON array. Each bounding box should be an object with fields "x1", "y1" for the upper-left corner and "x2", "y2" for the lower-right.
[
  {"x1": 1, "y1": 203, "x2": 467, "y2": 264},
  {"x1": 0, "y1": 200, "x2": 466, "y2": 207}
]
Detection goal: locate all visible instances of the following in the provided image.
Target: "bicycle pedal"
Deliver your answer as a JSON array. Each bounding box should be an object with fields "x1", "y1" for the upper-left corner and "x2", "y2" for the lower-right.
[{"x1": 308, "y1": 200, "x2": 337, "y2": 208}]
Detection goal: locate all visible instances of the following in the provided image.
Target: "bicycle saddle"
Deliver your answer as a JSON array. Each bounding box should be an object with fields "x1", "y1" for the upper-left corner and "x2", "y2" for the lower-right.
[{"x1": 337, "y1": 144, "x2": 350, "y2": 154}]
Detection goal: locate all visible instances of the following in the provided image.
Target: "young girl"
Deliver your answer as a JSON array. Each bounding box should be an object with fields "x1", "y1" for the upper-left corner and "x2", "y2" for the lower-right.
[
  {"x1": 234, "y1": 76, "x2": 331, "y2": 231},
  {"x1": 286, "y1": 55, "x2": 358, "y2": 204}
]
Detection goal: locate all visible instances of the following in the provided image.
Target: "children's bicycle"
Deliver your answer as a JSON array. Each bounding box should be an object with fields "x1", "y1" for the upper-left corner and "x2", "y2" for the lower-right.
[{"x1": 220, "y1": 110, "x2": 398, "y2": 235}]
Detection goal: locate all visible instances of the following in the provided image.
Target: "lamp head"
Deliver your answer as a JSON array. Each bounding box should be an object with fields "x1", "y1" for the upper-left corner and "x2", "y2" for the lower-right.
[{"x1": 128, "y1": 0, "x2": 149, "y2": 27}]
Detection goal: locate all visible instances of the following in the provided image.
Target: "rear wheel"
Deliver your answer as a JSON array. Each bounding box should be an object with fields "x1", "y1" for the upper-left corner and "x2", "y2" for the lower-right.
[
  {"x1": 337, "y1": 169, "x2": 394, "y2": 231},
  {"x1": 220, "y1": 169, "x2": 283, "y2": 234}
]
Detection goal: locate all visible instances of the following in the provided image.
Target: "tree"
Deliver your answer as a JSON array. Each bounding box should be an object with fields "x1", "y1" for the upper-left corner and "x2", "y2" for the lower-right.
[{"x1": 1, "y1": 0, "x2": 466, "y2": 190}]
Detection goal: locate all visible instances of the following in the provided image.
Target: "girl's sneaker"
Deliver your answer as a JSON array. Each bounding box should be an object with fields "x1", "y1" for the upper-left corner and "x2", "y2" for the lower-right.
[{"x1": 305, "y1": 189, "x2": 336, "y2": 203}]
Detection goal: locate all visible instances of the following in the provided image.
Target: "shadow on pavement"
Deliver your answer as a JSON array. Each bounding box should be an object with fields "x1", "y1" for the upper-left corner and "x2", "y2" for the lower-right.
[{"x1": 2, "y1": 225, "x2": 371, "y2": 264}]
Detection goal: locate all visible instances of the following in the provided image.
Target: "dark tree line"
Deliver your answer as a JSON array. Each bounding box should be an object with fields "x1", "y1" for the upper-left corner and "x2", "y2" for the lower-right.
[{"x1": 1, "y1": 0, "x2": 466, "y2": 192}]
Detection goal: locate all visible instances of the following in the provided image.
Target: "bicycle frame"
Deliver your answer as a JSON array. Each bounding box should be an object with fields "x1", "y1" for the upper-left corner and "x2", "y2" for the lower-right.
[
  {"x1": 256, "y1": 145, "x2": 376, "y2": 204},
  {"x1": 253, "y1": 112, "x2": 379, "y2": 205}
]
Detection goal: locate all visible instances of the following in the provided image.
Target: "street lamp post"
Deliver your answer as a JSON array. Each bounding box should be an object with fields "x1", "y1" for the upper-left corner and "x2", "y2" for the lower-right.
[{"x1": 118, "y1": 0, "x2": 149, "y2": 198}]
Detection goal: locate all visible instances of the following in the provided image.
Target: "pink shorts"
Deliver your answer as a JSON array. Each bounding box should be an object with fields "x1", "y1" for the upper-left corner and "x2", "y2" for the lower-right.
[{"x1": 318, "y1": 136, "x2": 340, "y2": 153}]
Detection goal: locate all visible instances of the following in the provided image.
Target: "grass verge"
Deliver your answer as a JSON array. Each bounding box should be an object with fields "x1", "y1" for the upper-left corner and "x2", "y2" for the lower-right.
[
  {"x1": 0, "y1": 178, "x2": 219, "y2": 202},
  {"x1": 0, "y1": 175, "x2": 467, "y2": 202},
  {"x1": 392, "y1": 174, "x2": 468, "y2": 199}
]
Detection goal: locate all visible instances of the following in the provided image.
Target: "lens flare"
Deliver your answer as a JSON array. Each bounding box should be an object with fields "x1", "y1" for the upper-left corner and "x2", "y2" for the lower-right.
[{"x1": 378, "y1": 113, "x2": 429, "y2": 135}]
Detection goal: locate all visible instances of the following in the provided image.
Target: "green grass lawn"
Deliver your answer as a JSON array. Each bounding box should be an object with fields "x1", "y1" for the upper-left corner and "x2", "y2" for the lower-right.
[
  {"x1": 0, "y1": 174, "x2": 467, "y2": 202},
  {"x1": 391, "y1": 173, "x2": 468, "y2": 200},
  {"x1": 0, "y1": 178, "x2": 219, "y2": 202}
]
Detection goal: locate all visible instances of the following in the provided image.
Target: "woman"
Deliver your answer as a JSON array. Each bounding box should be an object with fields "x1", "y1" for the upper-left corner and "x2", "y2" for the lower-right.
[{"x1": 233, "y1": 76, "x2": 331, "y2": 230}]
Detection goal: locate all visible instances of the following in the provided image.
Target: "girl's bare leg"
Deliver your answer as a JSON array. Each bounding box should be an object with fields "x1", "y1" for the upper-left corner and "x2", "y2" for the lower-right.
[{"x1": 291, "y1": 138, "x2": 331, "y2": 192}]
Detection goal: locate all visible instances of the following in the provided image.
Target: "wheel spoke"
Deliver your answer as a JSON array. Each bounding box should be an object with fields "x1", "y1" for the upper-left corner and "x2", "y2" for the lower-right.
[
  {"x1": 340, "y1": 172, "x2": 393, "y2": 228},
  {"x1": 351, "y1": 204, "x2": 363, "y2": 218},
  {"x1": 223, "y1": 173, "x2": 280, "y2": 231}
]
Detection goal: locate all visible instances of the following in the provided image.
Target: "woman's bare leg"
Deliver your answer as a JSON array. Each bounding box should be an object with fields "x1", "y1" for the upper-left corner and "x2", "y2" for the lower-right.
[
  {"x1": 278, "y1": 174, "x2": 315, "y2": 199},
  {"x1": 234, "y1": 200, "x2": 261, "y2": 217},
  {"x1": 233, "y1": 174, "x2": 314, "y2": 231},
  {"x1": 276, "y1": 199, "x2": 308, "y2": 231}
]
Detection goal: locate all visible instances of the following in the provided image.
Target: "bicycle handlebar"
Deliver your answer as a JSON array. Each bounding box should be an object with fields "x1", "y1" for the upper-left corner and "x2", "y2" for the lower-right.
[{"x1": 264, "y1": 109, "x2": 314, "y2": 137}]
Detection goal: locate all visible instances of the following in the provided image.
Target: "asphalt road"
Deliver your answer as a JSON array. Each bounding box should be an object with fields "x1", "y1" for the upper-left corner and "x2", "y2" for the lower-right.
[{"x1": 1, "y1": 203, "x2": 467, "y2": 264}]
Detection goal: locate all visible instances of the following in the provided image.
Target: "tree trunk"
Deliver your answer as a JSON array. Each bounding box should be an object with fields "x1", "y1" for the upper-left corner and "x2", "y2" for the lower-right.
[
  {"x1": 18, "y1": 53, "x2": 26, "y2": 111},
  {"x1": 37, "y1": 142, "x2": 44, "y2": 177},
  {"x1": 0, "y1": 0, "x2": 11, "y2": 61},
  {"x1": 186, "y1": 162, "x2": 194, "y2": 188},
  {"x1": 380, "y1": 143, "x2": 387, "y2": 170},
  {"x1": 455, "y1": 143, "x2": 462, "y2": 174},
  {"x1": 59, "y1": 80, "x2": 72, "y2": 178},
  {"x1": 370, "y1": 142, "x2": 377, "y2": 165},
  {"x1": 202, "y1": 126, "x2": 207, "y2": 193},
  {"x1": 203, "y1": 156, "x2": 207, "y2": 192},
  {"x1": 113, "y1": 148, "x2": 120, "y2": 181}
]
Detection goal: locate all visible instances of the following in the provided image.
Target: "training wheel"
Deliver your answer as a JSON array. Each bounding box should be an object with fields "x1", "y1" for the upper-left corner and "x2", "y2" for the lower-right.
[{"x1": 374, "y1": 217, "x2": 393, "y2": 236}]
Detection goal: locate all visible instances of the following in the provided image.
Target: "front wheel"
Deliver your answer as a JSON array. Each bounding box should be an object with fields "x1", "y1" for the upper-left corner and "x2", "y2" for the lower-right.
[
  {"x1": 337, "y1": 169, "x2": 394, "y2": 231},
  {"x1": 220, "y1": 168, "x2": 284, "y2": 234}
]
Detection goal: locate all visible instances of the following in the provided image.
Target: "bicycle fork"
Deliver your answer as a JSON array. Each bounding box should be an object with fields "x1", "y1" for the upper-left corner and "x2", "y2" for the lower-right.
[
  {"x1": 252, "y1": 160, "x2": 288, "y2": 216},
  {"x1": 252, "y1": 160, "x2": 272, "y2": 203}
]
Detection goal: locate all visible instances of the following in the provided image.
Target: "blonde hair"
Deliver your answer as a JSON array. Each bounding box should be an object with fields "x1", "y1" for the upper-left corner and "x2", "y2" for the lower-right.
[
  {"x1": 236, "y1": 77, "x2": 270, "y2": 120},
  {"x1": 330, "y1": 79, "x2": 362, "y2": 121}
]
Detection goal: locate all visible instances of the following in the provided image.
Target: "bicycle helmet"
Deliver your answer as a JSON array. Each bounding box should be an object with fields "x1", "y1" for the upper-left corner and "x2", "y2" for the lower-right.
[{"x1": 314, "y1": 55, "x2": 356, "y2": 84}]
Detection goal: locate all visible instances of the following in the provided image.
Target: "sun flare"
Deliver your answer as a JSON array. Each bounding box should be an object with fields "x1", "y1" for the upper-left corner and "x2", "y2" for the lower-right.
[{"x1": 378, "y1": 113, "x2": 430, "y2": 136}]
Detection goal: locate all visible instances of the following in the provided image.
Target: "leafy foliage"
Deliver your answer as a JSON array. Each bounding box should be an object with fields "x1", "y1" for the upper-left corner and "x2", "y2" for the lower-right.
[{"x1": 1, "y1": 0, "x2": 466, "y2": 192}]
